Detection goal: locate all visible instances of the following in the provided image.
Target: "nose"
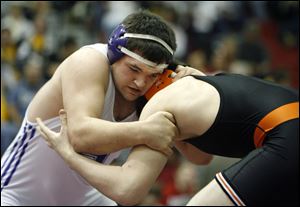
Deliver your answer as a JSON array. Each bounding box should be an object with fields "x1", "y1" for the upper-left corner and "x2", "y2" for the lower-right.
[{"x1": 134, "y1": 75, "x2": 147, "y2": 88}]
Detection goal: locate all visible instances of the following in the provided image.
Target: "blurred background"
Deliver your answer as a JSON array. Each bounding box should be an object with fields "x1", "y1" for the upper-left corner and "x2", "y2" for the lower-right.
[{"x1": 1, "y1": 1, "x2": 299, "y2": 205}]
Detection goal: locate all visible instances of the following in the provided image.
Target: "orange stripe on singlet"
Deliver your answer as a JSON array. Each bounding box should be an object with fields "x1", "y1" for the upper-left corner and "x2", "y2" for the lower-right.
[
  {"x1": 254, "y1": 102, "x2": 299, "y2": 148},
  {"x1": 216, "y1": 173, "x2": 245, "y2": 206}
]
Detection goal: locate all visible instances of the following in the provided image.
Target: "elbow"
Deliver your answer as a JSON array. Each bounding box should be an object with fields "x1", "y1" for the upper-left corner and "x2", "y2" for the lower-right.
[
  {"x1": 203, "y1": 156, "x2": 213, "y2": 165},
  {"x1": 114, "y1": 193, "x2": 140, "y2": 206},
  {"x1": 113, "y1": 178, "x2": 147, "y2": 206},
  {"x1": 190, "y1": 154, "x2": 213, "y2": 165},
  {"x1": 112, "y1": 189, "x2": 143, "y2": 206},
  {"x1": 196, "y1": 154, "x2": 213, "y2": 165},
  {"x1": 67, "y1": 123, "x2": 86, "y2": 152}
]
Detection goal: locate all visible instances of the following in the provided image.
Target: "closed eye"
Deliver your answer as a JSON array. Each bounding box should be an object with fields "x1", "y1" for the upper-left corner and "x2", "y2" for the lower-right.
[{"x1": 130, "y1": 66, "x2": 140, "y2": 73}]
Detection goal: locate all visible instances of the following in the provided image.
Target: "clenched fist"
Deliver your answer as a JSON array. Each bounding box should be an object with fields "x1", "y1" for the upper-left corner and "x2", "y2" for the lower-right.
[{"x1": 141, "y1": 111, "x2": 179, "y2": 157}]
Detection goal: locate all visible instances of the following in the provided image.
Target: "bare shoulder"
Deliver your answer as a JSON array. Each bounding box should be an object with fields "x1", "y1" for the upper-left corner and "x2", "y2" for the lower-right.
[
  {"x1": 146, "y1": 76, "x2": 221, "y2": 139},
  {"x1": 59, "y1": 46, "x2": 110, "y2": 91},
  {"x1": 62, "y1": 46, "x2": 109, "y2": 75}
]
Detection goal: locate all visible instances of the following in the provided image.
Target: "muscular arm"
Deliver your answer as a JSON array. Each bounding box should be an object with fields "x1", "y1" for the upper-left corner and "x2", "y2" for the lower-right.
[
  {"x1": 37, "y1": 107, "x2": 173, "y2": 205},
  {"x1": 69, "y1": 100, "x2": 176, "y2": 205},
  {"x1": 65, "y1": 145, "x2": 168, "y2": 206},
  {"x1": 60, "y1": 48, "x2": 145, "y2": 154},
  {"x1": 67, "y1": 104, "x2": 175, "y2": 205}
]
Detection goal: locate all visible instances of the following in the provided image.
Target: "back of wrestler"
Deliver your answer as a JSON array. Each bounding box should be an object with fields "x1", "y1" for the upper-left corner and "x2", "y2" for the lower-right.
[{"x1": 184, "y1": 73, "x2": 299, "y2": 205}]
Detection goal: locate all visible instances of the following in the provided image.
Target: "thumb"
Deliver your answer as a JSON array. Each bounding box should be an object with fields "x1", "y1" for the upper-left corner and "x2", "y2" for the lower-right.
[
  {"x1": 161, "y1": 111, "x2": 175, "y2": 123},
  {"x1": 59, "y1": 109, "x2": 68, "y2": 133}
]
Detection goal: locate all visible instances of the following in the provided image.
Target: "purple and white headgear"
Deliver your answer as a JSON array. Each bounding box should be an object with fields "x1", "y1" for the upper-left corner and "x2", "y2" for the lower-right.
[{"x1": 107, "y1": 24, "x2": 174, "y2": 73}]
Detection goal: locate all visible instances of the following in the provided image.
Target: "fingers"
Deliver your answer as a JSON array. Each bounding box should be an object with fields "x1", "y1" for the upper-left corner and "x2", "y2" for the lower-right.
[
  {"x1": 36, "y1": 125, "x2": 54, "y2": 149},
  {"x1": 59, "y1": 109, "x2": 68, "y2": 135},
  {"x1": 173, "y1": 71, "x2": 189, "y2": 81},
  {"x1": 158, "y1": 111, "x2": 178, "y2": 137},
  {"x1": 59, "y1": 109, "x2": 67, "y2": 125},
  {"x1": 160, "y1": 111, "x2": 176, "y2": 124},
  {"x1": 170, "y1": 72, "x2": 177, "y2": 78},
  {"x1": 36, "y1": 118, "x2": 56, "y2": 138},
  {"x1": 174, "y1": 65, "x2": 184, "y2": 73},
  {"x1": 36, "y1": 125, "x2": 47, "y2": 141},
  {"x1": 173, "y1": 70, "x2": 185, "y2": 81},
  {"x1": 163, "y1": 146, "x2": 174, "y2": 158},
  {"x1": 173, "y1": 65, "x2": 205, "y2": 81}
]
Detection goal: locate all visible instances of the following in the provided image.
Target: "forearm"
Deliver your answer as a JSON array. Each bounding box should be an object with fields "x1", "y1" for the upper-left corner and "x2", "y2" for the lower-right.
[
  {"x1": 63, "y1": 145, "x2": 167, "y2": 206},
  {"x1": 69, "y1": 117, "x2": 146, "y2": 154},
  {"x1": 63, "y1": 150, "x2": 128, "y2": 204}
]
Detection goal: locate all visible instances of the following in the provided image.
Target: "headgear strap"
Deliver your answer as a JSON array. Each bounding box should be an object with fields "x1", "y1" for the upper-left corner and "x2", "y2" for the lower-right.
[
  {"x1": 119, "y1": 47, "x2": 167, "y2": 72},
  {"x1": 124, "y1": 33, "x2": 174, "y2": 55}
]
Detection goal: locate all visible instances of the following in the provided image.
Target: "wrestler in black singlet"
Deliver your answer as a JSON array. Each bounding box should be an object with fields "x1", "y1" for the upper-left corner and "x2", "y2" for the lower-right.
[{"x1": 185, "y1": 73, "x2": 299, "y2": 205}]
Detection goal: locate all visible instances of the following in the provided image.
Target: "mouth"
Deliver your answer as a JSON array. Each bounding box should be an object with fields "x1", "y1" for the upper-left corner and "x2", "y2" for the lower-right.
[{"x1": 127, "y1": 86, "x2": 141, "y2": 96}]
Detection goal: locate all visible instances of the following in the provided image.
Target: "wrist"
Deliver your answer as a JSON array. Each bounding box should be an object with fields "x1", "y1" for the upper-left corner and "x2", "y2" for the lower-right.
[
  {"x1": 131, "y1": 121, "x2": 149, "y2": 146},
  {"x1": 60, "y1": 147, "x2": 76, "y2": 163}
]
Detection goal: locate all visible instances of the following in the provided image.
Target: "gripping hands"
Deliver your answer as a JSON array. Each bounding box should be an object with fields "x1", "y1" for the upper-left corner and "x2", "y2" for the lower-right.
[
  {"x1": 36, "y1": 110, "x2": 178, "y2": 158},
  {"x1": 141, "y1": 111, "x2": 178, "y2": 157}
]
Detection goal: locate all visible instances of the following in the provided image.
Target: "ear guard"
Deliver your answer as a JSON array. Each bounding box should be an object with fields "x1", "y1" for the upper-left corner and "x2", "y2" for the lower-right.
[
  {"x1": 107, "y1": 24, "x2": 128, "y2": 64},
  {"x1": 145, "y1": 69, "x2": 176, "y2": 100}
]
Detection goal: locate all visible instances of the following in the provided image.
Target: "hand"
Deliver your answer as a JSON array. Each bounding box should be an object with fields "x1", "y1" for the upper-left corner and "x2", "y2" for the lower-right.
[
  {"x1": 173, "y1": 65, "x2": 206, "y2": 81},
  {"x1": 36, "y1": 109, "x2": 75, "y2": 158},
  {"x1": 142, "y1": 111, "x2": 178, "y2": 157}
]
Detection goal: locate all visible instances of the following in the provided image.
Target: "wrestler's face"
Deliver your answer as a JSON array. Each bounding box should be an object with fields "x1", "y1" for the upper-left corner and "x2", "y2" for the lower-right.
[{"x1": 111, "y1": 55, "x2": 162, "y2": 101}]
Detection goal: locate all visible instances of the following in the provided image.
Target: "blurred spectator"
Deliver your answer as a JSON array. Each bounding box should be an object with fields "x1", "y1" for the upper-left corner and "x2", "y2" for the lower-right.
[
  {"x1": 150, "y1": 4, "x2": 188, "y2": 59},
  {"x1": 166, "y1": 160, "x2": 200, "y2": 206},
  {"x1": 186, "y1": 49, "x2": 208, "y2": 72},
  {"x1": 1, "y1": 28, "x2": 17, "y2": 64},
  {"x1": 228, "y1": 60, "x2": 255, "y2": 76},
  {"x1": 1, "y1": 81, "x2": 18, "y2": 156},
  {"x1": 58, "y1": 36, "x2": 79, "y2": 61},
  {"x1": 235, "y1": 20, "x2": 269, "y2": 74},
  {"x1": 156, "y1": 150, "x2": 181, "y2": 205},
  {"x1": 138, "y1": 183, "x2": 162, "y2": 206},
  {"x1": 255, "y1": 68, "x2": 293, "y2": 88},
  {"x1": 44, "y1": 54, "x2": 60, "y2": 81},
  {"x1": 101, "y1": 1, "x2": 138, "y2": 35},
  {"x1": 1, "y1": 27, "x2": 20, "y2": 110},
  {"x1": 7, "y1": 53, "x2": 45, "y2": 121},
  {"x1": 210, "y1": 34, "x2": 238, "y2": 73},
  {"x1": 191, "y1": 1, "x2": 242, "y2": 37},
  {"x1": 266, "y1": 1, "x2": 299, "y2": 49},
  {"x1": 2, "y1": 4, "x2": 34, "y2": 45},
  {"x1": 30, "y1": 14, "x2": 48, "y2": 54}
]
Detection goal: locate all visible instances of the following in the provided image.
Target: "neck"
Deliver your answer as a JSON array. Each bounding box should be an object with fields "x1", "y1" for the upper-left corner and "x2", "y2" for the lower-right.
[{"x1": 114, "y1": 89, "x2": 136, "y2": 121}]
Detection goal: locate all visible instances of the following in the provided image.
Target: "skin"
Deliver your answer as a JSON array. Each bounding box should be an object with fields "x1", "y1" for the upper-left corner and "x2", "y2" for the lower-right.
[
  {"x1": 37, "y1": 72, "x2": 234, "y2": 205},
  {"x1": 26, "y1": 46, "x2": 179, "y2": 156}
]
